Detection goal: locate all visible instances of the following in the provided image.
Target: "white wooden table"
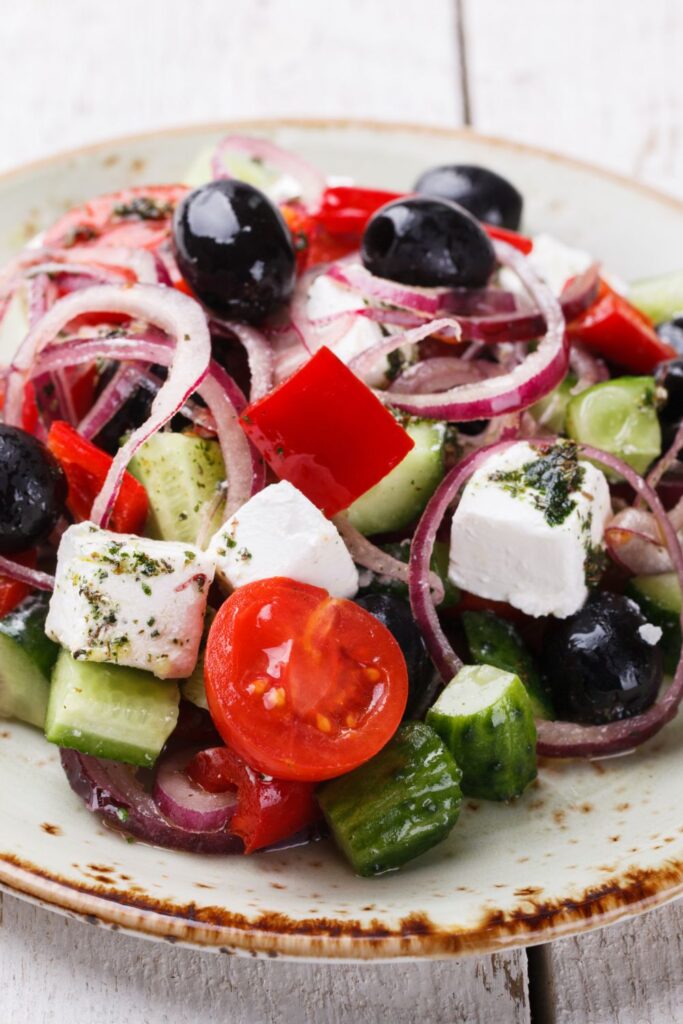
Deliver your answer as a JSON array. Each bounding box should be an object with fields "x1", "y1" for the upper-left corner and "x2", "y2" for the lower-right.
[{"x1": 2, "y1": 2, "x2": 683, "y2": 1020}]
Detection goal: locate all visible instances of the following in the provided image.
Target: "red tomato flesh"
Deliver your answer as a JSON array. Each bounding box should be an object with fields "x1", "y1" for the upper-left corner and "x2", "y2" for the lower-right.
[
  {"x1": 187, "y1": 745, "x2": 319, "y2": 853},
  {"x1": 240, "y1": 346, "x2": 415, "y2": 517},
  {"x1": 43, "y1": 185, "x2": 188, "y2": 252},
  {"x1": 46, "y1": 421, "x2": 148, "y2": 534},
  {"x1": 204, "y1": 577, "x2": 408, "y2": 781}
]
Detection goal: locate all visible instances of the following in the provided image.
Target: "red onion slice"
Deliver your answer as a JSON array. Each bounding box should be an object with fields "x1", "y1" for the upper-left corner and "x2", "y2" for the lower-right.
[
  {"x1": 6, "y1": 285, "x2": 212, "y2": 526},
  {"x1": 327, "y1": 261, "x2": 451, "y2": 316},
  {"x1": 388, "y1": 356, "x2": 499, "y2": 395},
  {"x1": 77, "y1": 363, "x2": 148, "y2": 440},
  {"x1": 333, "y1": 513, "x2": 444, "y2": 604},
  {"x1": 371, "y1": 241, "x2": 568, "y2": 421},
  {"x1": 604, "y1": 506, "x2": 677, "y2": 575},
  {"x1": 409, "y1": 438, "x2": 683, "y2": 758},
  {"x1": 349, "y1": 317, "x2": 463, "y2": 382},
  {"x1": 60, "y1": 748, "x2": 243, "y2": 854},
  {"x1": 211, "y1": 319, "x2": 274, "y2": 400},
  {"x1": 196, "y1": 370, "x2": 254, "y2": 517},
  {"x1": 0, "y1": 555, "x2": 54, "y2": 591},
  {"x1": 568, "y1": 341, "x2": 609, "y2": 388},
  {"x1": 211, "y1": 134, "x2": 325, "y2": 207},
  {"x1": 153, "y1": 749, "x2": 237, "y2": 832}
]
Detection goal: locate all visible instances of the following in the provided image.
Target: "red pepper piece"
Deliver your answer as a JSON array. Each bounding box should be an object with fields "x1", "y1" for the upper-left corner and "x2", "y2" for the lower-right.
[
  {"x1": 240, "y1": 346, "x2": 415, "y2": 516},
  {"x1": 187, "y1": 745, "x2": 319, "y2": 853},
  {"x1": 568, "y1": 279, "x2": 676, "y2": 374},
  {"x1": 46, "y1": 421, "x2": 149, "y2": 534}
]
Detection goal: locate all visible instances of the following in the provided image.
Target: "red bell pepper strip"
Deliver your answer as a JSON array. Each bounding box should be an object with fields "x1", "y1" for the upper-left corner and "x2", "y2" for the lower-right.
[
  {"x1": 0, "y1": 550, "x2": 37, "y2": 618},
  {"x1": 316, "y1": 185, "x2": 405, "y2": 236},
  {"x1": 483, "y1": 224, "x2": 533, "y2": 255},
  {"x1": 568, "y1": 279, "x2": 676, "y2": 374},
  {"x1": 240, "y1": 346, "x2": 415, "y2": 516},
  {"x1": 46, "y1": 421, "x2": 149, "y2": 534},
  {"x1": 187, "y1": 745, "x2": 319, "y2": 854}
]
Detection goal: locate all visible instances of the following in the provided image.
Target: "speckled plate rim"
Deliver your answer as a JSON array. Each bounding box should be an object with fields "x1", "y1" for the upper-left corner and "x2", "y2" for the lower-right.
[{"x1": 2, "y1": 118, "x2": 683, "y2": 960}]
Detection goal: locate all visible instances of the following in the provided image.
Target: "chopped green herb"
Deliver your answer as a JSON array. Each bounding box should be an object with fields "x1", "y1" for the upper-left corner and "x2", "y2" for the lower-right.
[{"x1": 490, "y1": 442, "x2": 585, "y2": 527}]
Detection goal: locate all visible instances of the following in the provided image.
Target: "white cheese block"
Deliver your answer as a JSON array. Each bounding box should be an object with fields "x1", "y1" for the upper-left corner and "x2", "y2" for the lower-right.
[
  {"x1": 46, "y1": 522, "x2": 215, "y2": 678},
  {"x1": 499, "y1": 232, "x2": 593, "y2": 296},
  {"x1": 448, "y1": 441, "x2": 612, "y2": 618},
  {"x1": 306, "y1": 273, "x2": 385, "y2": 372},
  {"x1": 209, "y1": 480, "x2": 359, "y2": 598}
]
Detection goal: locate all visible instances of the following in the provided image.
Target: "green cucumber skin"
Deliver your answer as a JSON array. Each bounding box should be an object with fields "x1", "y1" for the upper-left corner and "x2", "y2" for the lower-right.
[
  {"x1": 129, "y1": 432, "x2": 225, "y2": 544},
  {"x1": 45, "y1": 651, "x2": 180, "y2": 767},
  {"x1": 427, "y1": 674, "x2": 537, "y2": 802},
  {"x1": 317, "y1": 722, "x2": 462, "y2": 877},
  {"x1": 566, "y1": 376, "x2": 661, "y2": 476},
  {"x1": 462, "y1": 610, "x2": 554, "y2": 719},
  {"x1": 626, "y1": 573, "x2": 681, "y2": 676},
  {"x1": 629, "y1": 271, "x2": 683, "y2": 325},
  {"x1": 0, "y1": 595, "x2": 59, "y2": 728},
  {"x1": 347, "y1": 419, "x2": 446, "y2": 536}
]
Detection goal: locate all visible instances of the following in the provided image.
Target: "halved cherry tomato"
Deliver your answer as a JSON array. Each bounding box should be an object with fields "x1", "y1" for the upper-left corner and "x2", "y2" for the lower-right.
[
  {"x1": 46, "y1": 421, "x2": 148, "y2": 534},
  {"x1": 43, "y1": 185, "x2": 188, "y2": 252},
  {"x1": 0, "y1": 550, "x2": 37, "y2": 618},
  {"x1": 568, "y1": 279, "x2": 676, "y2": 373},
  {"x1": 187, "y1": 745, "x2": 319, "y2": 853},
  {"x1": 204, "y1": 577, "x2": 408, "y2": 781},
  {"x1": 240, "y1": 346, "x2": 414, "y2": 517}
]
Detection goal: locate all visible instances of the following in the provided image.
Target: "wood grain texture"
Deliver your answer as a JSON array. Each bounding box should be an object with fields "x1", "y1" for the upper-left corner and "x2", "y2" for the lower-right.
[
  {"x1": 0, "y1": 0, "x2": 461, "y2": 174},
  {"x1": 534, "y1": 900, "x2": 683, "y2": 1024},
  {"x1": 464, "y1": 0, "x2": 683, "y2": 197},
  {"x1": 0, "y1": 894, "x2": 530, "y2": 1024}
]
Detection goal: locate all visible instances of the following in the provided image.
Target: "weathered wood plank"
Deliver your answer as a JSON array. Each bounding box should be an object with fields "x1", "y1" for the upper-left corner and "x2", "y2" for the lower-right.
[
  {"x1": 533, "y1": 899, "x2": 683, "y2": 1024},
  {"x1": 463, "y1": 0, "x2": 683, "y2": 197},
  {"x1": 0, "y1": 893, "x2": 530, "y2": 1024},
  {"x1": 0, "y1": 0, "x2": 461, "y2": 174}
]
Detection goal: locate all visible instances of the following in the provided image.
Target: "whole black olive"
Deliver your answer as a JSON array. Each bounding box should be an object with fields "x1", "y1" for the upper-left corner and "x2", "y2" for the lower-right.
[
  {"x1": 654, "y1": 358, "x2": 683, "y2": 426},
  {"x1": 361, "y1": 196, "x2": 495, "y2": 289},
  {"x1": 172, "y1": 180, "x2": 296, "y2": 323},
  {"x1": 355, "y1": 593, "x2": 436, "y2": 718},
  {"x1": 541, "y1": 592, "x2": 662, "y2": 725},
  {"x1": 656, "y1": 316, "x2": 683, "y2": 356},
  {"x1": 414, "y1": 164, "x2": 523, "y2": 230},
  {"x1": 0, "y1": 425, "x2": 66, "y2": 553}
]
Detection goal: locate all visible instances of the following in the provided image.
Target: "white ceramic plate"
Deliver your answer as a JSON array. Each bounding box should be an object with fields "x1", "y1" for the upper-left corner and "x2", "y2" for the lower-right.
[{"x1": 2, "y1": 120, "x2": 683, "y2": 960}]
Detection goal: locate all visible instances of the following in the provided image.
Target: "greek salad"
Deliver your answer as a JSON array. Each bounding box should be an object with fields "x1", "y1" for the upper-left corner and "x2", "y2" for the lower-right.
[{"x1": 1, "y1": 134, "x2": 683, "y2": 876}]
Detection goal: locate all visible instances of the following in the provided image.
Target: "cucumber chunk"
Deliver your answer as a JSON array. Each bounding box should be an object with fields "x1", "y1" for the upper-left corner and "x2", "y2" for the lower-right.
[
  {"x1": 0, "y1": 594, "x2": 59, "y2": 728},
  {"x1": 128, "y1": 432, "x2": 225, "y2": 545},
  {"x1": 626, "y1": 572, "x2": 681, "y2": 675},
  {"x1": 629, "y1": 271, "x2": 683, "y2": 325},
  {"x1": 317, "y1": 722, "x2": 462, "y2": 876},
  {"x1": 531, "y1": 374, "x2": 576, "y2": 434},
  {"x1": 462, "y1": 610, "x2": 554, "y2": 719},
  {"x1": 45, "y1": 650, "x2": 180, "y2": 767},
  {"x1": 427, "y1": 664, "x2": 537, "y2": 801},
  {"x1": 566, "y1": 376, "x2": 661, "y2": 475},
  {"x1": 347, "y1": 418, "x2": 446, "y2": 535}
]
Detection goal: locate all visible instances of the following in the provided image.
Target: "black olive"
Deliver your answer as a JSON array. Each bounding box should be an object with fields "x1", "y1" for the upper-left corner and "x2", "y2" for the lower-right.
[
  {"x1": 414, "y1": 164, "x2": 523, "y2": 230},
  {"x1": 541, "y1": 592, "x2": 662, "y2": 725},
  {"x1": 172, "y1": 180, "x2": 296, "y2": 323},
  {"x1": 455, "y1": 419, "x2": 489, "y2": 437},
  {"x1": 0, "y1": 425, "x2": 66, "y2": 553},
  {"x1": 355, "y1": 593, "x2": 436, "y2": 719},
  {"x1": 655, "y1": 358, "x2": 683, "y2": 426},
  {"x1": 361, "y1": 196, "x2": 495, "y2": 290},
  {"x1": 656, "y1": 316, "x2": 683, "y2": 356}
]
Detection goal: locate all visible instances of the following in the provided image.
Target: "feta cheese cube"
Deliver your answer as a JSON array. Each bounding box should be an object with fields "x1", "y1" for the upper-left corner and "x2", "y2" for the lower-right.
[
  {"x1": 499, "y1": 233, "x2": 593, "y2": 296},
  {"x1": 46, "y1": 522, "x2": 215, "y2": 678},
  {"x1": 210, "y1": 480, "x2": 359, "y2": 598},
  {"x1": 306, "y1": 272, "x2": 384, "y2": 371},
  {"x1": 448, "y1": 442, "x2": 611, "y2": 618}
]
